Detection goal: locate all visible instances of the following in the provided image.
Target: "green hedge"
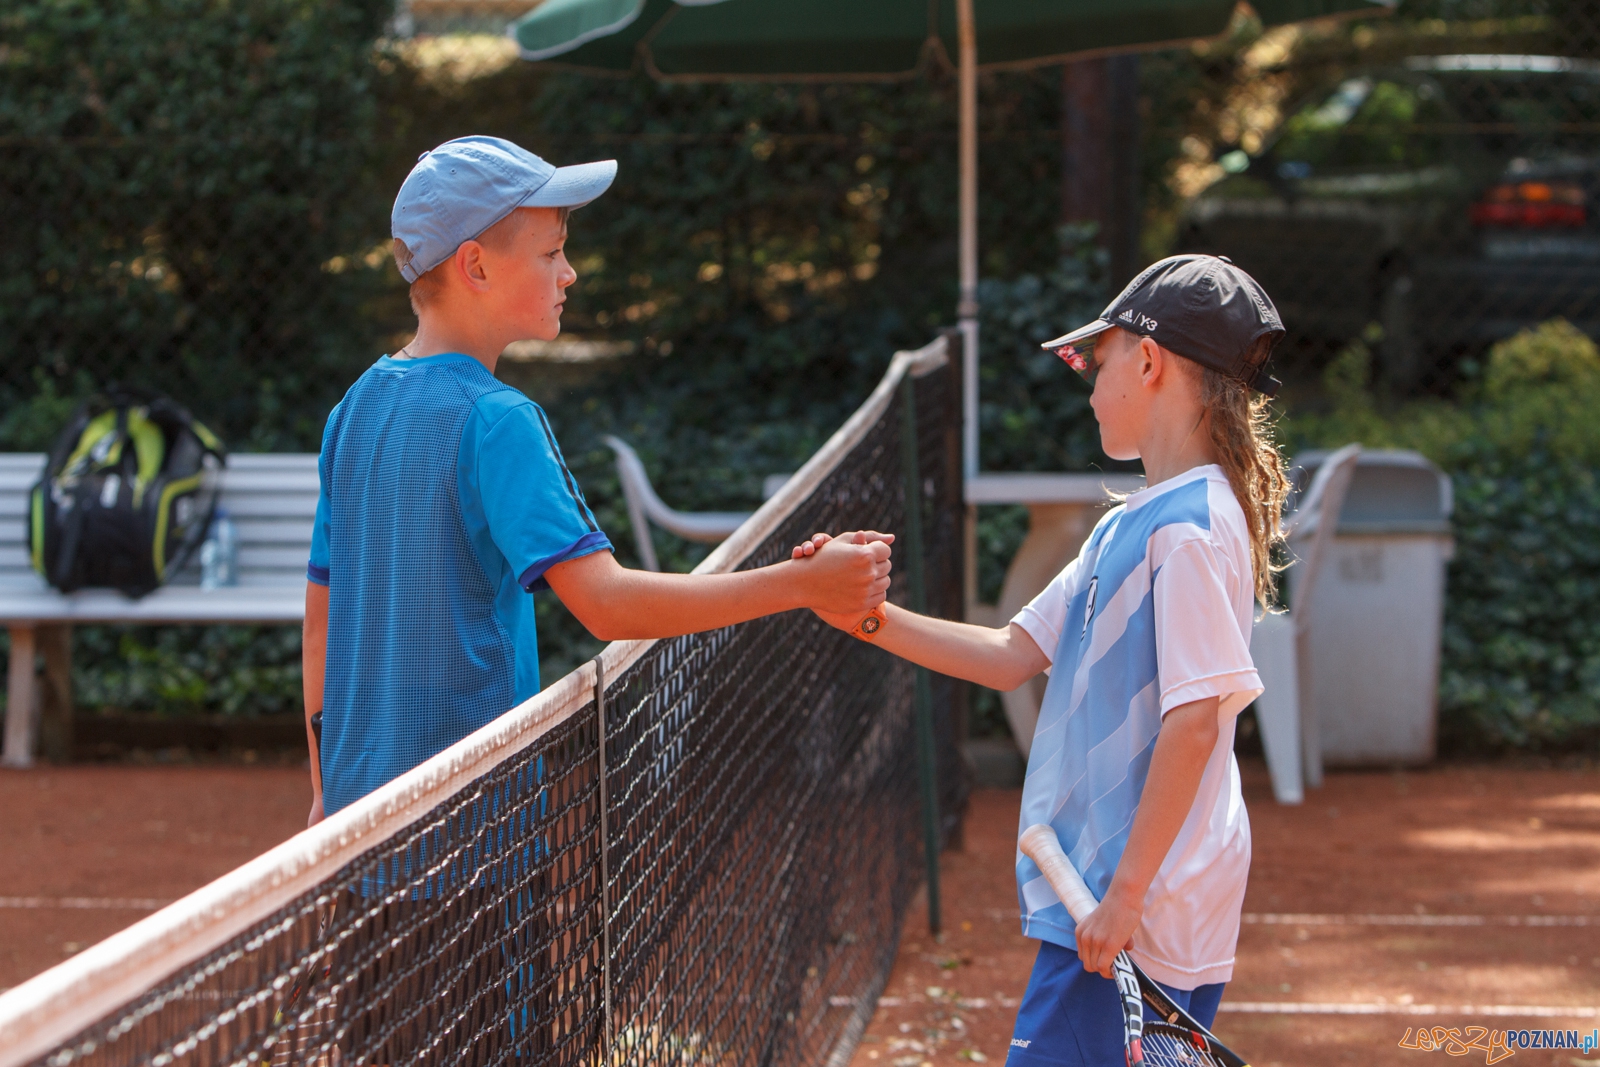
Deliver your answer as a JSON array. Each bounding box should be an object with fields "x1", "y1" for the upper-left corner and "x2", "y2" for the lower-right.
[
  {"x1": 0, "y1": 0, "x2": 394, "y2": 451},
  {"x1": 1289, "y1": 320, "x2": 1600, "y2": 752}
]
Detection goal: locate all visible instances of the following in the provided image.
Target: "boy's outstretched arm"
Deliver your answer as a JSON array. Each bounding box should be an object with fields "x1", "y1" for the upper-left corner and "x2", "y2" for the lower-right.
[
  {"x1": 1071, "y1": 696, "x2": 1220, "y2": 978},
  {"x1": 545, "y1": 531, "x2": 893, "y2": 642}
]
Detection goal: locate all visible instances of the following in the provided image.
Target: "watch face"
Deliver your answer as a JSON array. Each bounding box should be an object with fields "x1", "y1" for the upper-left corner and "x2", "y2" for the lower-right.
[{"x1": 861, "y1": 615, "x2": 881, "y2": 634}]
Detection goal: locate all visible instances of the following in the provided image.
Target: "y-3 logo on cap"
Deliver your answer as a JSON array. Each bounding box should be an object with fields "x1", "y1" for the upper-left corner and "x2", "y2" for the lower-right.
[{"x1": 1117, "y1": 308, "x2": 1158, "y2": 332}]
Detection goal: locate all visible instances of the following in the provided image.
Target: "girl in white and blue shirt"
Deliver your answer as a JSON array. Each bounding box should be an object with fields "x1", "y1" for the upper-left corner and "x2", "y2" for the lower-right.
[{"x1": 800, "y1": 254, "x2": 1292, "y2": 1065}]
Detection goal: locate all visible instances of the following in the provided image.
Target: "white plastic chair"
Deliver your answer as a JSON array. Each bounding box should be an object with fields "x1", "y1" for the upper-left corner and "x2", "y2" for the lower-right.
[
  {"x1": 1250, "y1": 443, "x2": 1361, "y2": 804},
  {"x1": 602, "y1": 436, "x2": 789, "y2": 571}
]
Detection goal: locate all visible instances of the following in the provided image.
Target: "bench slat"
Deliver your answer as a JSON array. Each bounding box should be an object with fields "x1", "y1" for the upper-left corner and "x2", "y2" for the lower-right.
[
  {"x1": 0, "y1": 519, "x2": 312, "y2": 547},
  {"x1": 0, "y1": 454, "x2": 319, "y2": 470},
  {"x1": 0, "y1": 585, "x2": 304, "y2": 624},
  {"x1": 212, "y1": 498, "x2": 318, "y2": 520},
  {"x1": 0, "y1": 457, "x2": 320, "y2": 490},
  {"x1": 225, "y1": 454, "x2": 321, "y2": 471},
  {"x1": 0, "y1": 473, "x2": 42, "y2": 493},
  {"x1": 218, "y1": 473, "x2": 322, "y2": 493},
  {"x1": 232, "y1": 547, "x2": 314, "y2": 569},
  {"x1": 0, "y1": 501, "x2": 315, "y2": 522}
]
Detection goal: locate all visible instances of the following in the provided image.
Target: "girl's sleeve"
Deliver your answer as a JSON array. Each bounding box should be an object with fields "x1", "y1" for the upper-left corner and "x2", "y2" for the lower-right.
[
  {"x1": 1153, "y1": 538, "x2": 1262, "y2": 718},
  {"x1": 1009, "y1": 551, "x2": 1087, "y2": 669}
]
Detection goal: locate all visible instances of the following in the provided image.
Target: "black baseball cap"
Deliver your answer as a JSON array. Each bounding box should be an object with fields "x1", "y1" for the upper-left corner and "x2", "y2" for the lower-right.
[{"x1": 1042, "y1": 254, "x2": 1284, "y2": 396}]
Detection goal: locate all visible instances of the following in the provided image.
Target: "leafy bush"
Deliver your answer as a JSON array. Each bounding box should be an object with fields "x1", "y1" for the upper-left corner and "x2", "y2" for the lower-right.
[
  {"x1": 0, "y1": 0, "x2": 393, "y2": 451},
  {"x1": 1289, "y1": 320, "x2": 1600, "y2": 751},
  {"x1": 977, "y1": 224, "x2": 1114, "y2": 473},
  {"x1": 73, "y1": 625, "x2": 304, "y2": 717}
]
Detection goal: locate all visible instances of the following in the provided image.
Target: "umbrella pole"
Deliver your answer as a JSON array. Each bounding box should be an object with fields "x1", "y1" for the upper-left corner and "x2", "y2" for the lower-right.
[{"x1": 957, "y1": 0, "x2": 978, "y2": 481}]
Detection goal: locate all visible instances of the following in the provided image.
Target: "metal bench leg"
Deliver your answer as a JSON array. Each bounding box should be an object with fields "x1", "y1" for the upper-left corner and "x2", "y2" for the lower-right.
[
  {"x1": 37, "y1": 625, "x2": 74, "y2": 763},
  {"x1": 3, "y1": 625, "x2": 38, "y2": 768}
]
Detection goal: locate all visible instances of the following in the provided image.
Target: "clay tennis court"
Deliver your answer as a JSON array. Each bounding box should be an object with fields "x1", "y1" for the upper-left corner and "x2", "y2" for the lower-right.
[{"x1": 3, "y1": 759, "x2": 1596, "y2": 1065}]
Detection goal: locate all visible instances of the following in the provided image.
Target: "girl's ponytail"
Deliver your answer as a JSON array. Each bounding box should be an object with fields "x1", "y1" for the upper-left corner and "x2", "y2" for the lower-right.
[{"x1": 1192, "y1": 336, "x2": 1291, "y2": 607}]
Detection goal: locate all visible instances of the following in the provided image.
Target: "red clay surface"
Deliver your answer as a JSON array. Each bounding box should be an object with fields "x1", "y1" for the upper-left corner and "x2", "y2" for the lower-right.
[
  {"x1": 848, "y1": 763, "x2": 1600, "y2": 1067},
  {"x1": 0, "y1": 764, "x2": 311, "y2": 990},
  {"x1": 2, "y1": 760, "x2": 1598, "y2": 1066}
]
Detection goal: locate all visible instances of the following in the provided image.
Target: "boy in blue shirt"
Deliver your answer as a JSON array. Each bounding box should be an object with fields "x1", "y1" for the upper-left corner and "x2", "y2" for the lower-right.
[{"x1": 303, "y1": 136, "x2": 893, "y2": 824}]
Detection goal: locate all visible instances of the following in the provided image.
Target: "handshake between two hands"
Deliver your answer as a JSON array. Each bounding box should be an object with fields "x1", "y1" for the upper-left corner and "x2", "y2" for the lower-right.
[{"x1": 788, "y1": 529, "x2": 896, "y2": 631}]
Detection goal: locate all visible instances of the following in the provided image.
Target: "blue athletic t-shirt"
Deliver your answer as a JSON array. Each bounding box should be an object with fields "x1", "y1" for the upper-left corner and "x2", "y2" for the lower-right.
[{"x1": 308, "y1": 352, "x2": 611, "y2": 815}]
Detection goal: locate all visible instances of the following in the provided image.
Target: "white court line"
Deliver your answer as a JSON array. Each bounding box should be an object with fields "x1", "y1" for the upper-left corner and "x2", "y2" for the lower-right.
[
  {"x1": 1221, "y1": 1003, "x2": 1600, "y2": 1018},
  {"x1": 0, "y1": 898, "x2": 169, "y2": 911},
  {"x1": 1242, "y1": 913, "x2": 1596, "y2": 927}
]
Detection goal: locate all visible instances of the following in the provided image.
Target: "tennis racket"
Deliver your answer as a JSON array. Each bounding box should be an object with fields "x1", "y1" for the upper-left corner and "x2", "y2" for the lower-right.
[{"x1": 1018, "y1": 824, "x2": 1250, "y2": 1067}]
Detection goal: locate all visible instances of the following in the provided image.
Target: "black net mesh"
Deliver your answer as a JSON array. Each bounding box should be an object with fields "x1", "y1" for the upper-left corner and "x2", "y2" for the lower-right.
[{"x1": 26, "y1": 355, "x2": 969, "y2": 1067}]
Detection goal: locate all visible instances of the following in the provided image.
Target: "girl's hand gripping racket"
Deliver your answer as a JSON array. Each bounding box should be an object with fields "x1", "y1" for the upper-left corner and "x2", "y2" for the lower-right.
[{"x1": 1018, "y1": 824, "x2": 1250, "y2": 1067}]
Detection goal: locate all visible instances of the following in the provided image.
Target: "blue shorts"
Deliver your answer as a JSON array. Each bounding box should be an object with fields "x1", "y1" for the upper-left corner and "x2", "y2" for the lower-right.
[{"x1": 1005, "y1": 941, "x2": 1225, "y2": 1067}]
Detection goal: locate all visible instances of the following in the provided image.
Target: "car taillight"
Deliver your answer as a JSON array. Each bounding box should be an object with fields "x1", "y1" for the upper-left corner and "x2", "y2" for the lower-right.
[{"x1": 1470, "y1": 181, "x2": 1587, "y2": 227}]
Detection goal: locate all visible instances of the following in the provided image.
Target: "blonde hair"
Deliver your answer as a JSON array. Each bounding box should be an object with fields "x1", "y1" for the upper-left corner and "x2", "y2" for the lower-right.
[
  {"x1": 1181, "y1": 336, "x2": 1291, "y2": 606},
  {"x1": 403, "y1": 205, "x2": 570, "y2": 315}
]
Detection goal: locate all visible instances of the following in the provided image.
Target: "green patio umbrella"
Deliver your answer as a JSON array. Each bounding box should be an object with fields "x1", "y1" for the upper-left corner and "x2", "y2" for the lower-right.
[{"x1": 512, "y1": 0, "x2": 1391, "y2": 476}]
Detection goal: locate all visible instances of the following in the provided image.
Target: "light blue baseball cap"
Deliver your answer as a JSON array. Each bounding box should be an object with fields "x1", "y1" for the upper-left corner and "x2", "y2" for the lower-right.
[{"x1": 391, "y1": 135, "x2": 617, "y2": 283}]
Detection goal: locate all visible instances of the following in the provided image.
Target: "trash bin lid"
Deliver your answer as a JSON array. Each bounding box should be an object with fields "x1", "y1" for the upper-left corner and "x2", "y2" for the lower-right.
[{"x1": 1293, "y1": 449, "x2": 1452, "y2": 535}]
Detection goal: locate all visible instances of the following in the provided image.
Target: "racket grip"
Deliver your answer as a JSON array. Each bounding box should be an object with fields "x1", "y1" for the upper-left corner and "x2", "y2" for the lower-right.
[{"x1": 1018, "y1": 823, "x2": 1100, "y2": 925}]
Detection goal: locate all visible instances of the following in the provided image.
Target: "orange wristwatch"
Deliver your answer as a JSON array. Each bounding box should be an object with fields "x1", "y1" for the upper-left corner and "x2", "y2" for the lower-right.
[{"x1": 850, "y1": 605, "x2": 887, "y2": 641}]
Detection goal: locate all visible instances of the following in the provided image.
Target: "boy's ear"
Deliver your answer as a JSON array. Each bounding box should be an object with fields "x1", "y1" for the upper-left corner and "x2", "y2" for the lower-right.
[{"x1": 453, "y1": 240, "x2": 492, "y2": 292}]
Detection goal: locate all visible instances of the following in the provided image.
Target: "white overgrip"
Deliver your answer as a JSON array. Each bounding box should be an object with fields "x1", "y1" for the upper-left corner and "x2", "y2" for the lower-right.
[{"x1": 1018, "y1": 823, "x2": 1100, "y2": 925}]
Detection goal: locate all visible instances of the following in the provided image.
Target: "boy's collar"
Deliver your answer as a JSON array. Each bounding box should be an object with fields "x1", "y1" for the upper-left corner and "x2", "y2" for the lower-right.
[{"x1": 380, "y1": 351, "x2": 481, "y2": 366}]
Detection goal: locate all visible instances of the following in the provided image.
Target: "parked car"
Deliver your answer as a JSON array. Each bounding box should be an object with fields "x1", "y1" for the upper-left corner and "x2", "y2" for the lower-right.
[{"x1": 1178, "y1": 55, "x2": 1600, "y2": 390}]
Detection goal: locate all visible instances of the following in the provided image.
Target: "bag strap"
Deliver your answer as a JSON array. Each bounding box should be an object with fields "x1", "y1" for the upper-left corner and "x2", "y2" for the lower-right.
[
  {"x1": 50, "y1": 483, "x2": 91, "y2": 590},
  {"x1": 145, "y1": 395, "x2": 228, "y2": 461},
  {"x1": 52, "y1": 407, "x2": 130, "y2": 590}
]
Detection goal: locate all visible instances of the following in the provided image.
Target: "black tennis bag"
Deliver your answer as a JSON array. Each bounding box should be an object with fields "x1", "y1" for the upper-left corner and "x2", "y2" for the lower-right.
[{"x1": 27, "y1": 390, "x2": 227, "y2": 597}]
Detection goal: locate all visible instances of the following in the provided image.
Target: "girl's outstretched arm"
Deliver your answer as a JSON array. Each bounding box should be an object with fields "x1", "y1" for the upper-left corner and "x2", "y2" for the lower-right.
[
  {"x1": 794, "y1": 534, "x2": 1049, "y2": 690},
  {"x1": 796, "y1": 531, "x2": 1049, "y2": 687},
  {"x1": 815, "y1": 603, "x2": 1050, "y2": 692}
]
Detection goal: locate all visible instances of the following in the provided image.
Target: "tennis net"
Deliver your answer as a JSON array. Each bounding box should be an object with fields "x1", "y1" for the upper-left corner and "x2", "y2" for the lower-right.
[{"x1": 0, "y1": 335, "x2": 970, "y2": 1067}]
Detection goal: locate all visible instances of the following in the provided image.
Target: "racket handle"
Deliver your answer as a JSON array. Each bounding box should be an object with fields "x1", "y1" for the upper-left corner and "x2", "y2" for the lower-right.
[{"x1": 1019, "y1": 823, "x2": 1100, "y2": 925}]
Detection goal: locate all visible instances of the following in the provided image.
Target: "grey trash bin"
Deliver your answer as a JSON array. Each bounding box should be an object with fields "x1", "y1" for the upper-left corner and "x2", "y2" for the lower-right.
[{"x1": 1289, "y1": 449, "x2": 1454, "y2": 766}]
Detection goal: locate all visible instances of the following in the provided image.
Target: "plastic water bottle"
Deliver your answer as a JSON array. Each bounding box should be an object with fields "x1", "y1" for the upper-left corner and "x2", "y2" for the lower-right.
[{"x1": 200, "y1": 509, "x2": 239, "y2": 589}]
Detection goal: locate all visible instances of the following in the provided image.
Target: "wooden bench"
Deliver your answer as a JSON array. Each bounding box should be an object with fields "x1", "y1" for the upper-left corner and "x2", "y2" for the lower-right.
[{"x1": 0, "y1": 453, "x2": 319, "y2": 767}]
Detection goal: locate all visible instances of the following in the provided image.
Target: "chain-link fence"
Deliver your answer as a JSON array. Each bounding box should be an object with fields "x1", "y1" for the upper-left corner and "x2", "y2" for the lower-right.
[
  {"x1": 1175, "y1": 0, "x2": 1600, "y2": 401},
  {"x1": 0, "y1": 1, "x2": 401, "y2": 455},
  {"x1": 5, "y1": 0, "x2": 1599, "y2": 746}
]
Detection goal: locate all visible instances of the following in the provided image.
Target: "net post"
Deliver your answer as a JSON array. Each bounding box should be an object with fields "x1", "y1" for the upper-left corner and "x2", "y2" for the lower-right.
[
  {"x1": 941, "y1": 326, "x2": 971, "y2": 853},
  {"x1": 593, "y1": 655, "x2": 614, "y2": 1055},
  {"x1": 899, "y1": 375, "x2": 942, "y2": 938}
]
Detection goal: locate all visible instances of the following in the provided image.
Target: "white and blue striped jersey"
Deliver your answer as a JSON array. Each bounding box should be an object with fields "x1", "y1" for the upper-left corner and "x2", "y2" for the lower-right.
[{"x1": 1011, "y1": 464, "x2": 1262, "y2": 989}]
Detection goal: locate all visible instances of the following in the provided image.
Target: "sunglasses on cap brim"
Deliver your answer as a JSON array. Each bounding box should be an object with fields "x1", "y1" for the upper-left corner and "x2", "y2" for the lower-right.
[{"x1": 1042, "y1": 334, "x2": 1103, "y2": 386}]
